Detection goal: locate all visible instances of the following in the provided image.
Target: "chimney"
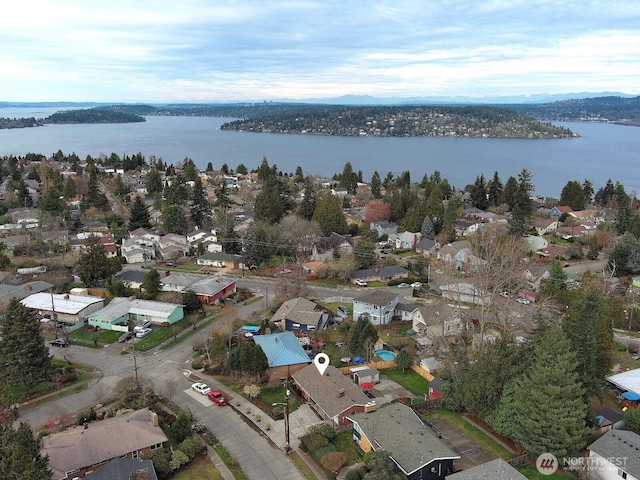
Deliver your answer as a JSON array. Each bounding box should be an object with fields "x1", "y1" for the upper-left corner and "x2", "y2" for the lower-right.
[{"x1": 150, "y1": 411, "x2": 159, "y2": 427}]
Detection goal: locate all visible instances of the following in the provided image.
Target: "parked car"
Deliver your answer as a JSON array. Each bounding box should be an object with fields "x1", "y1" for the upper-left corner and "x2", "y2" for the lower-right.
[
  {"x1": 410, "y1": 282, "x2": 422, "y2": 289},
  {"x1": 166, "y1": 262, "x2": 176, "y2": 267},
  {"x1": 133, "y1": 320, "x2": 152, "y2": 332},
  {"x1": 118, "y1": 330, "x2": 135, "y2": 343},
  {"x1": 500, "y1": 291, "x2": 512, "y2": 298},
  {"x1": 49, "y1": 338, "x2": 70, "y2": 348},
  {"x1": 135, "y1": 327, "x2": 153, "y2": 338},
  {"x1": 397, "y1": 283, "x2": 410, "y2": 288},
  {"x1": 192, "y1": 382, "x2": 211, "y2": 395},
  {"x1": 207, "y1": 390, "x2": 228, "y2": 406},
  {"x1": 355, "y1": 279, "x2": 368, "y2": 287},
  {"x1": 336, "y1": 305, "x2": 350, "y2": 318}
]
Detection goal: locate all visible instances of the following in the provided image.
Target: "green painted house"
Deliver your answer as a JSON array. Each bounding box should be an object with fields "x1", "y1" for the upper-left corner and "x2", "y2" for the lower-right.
[{"x1": 87, "y1": 297, "x2": 184, "y2": 331}]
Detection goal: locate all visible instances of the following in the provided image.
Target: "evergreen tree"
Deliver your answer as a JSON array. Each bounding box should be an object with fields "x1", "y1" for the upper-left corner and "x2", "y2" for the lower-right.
[
  {"x1": 421, "y1": 216, "x2": 435, "y2": 238},
  {"x1": 559, "y1": 180, "x2": 586, "y2": 211},
  {"x1": 0, "y1": 299, "x2": 53, "y2": 393},
  {"x1": 205, "y1": 162, "x2": 214, "y2": 172},
  {"x1": 487, "y1": 171, "x2": 503, "y2": 206},
  {"x1": 190, "y1": 178, "x2": 210, "y2": 229},
  {"x1": 353, "y1": 238, "x2": 376, "y2": 270},
  {"x1": 293, "y1": 165, "x2": 304, "y2": 183},
  {"x1": 236, "y1": 163, "x2": 248, "y2": 175},
  {"x1": 298, "y1": 177, "x2": 317, "y2": 221},
  {"x1": 128, "y1": 196, "x2": 152, "y2": 230},
  {"x1": 253, "y1": 176, "x2": 292, "y2": 224},
  {"x1": 76, "y1": 236, "x2": 115, "y2": 287},
  {"x1": 370, "y1": 171, "x2": 382, "y2": 198},
  {"x1": 0, "y1": 421, "x2": 51, "y2": 479},
  {"x1": 563, "y1": 283, "x2": 613, "y2": 398},
  {"x1": 62, "y1": 176, "x2": 76, "y2": 200},
  {"x1": 141, "y1": 268, "x2": 161, "y2": 300},
  {"x1": 582, "y1": 179, "x2": 594, "y2": 205},
  {"x1": 491, "y1": 326, "x2": 588, "y2": 457},
  {"x1": 470, "y1": 174, "x2": 489, "y2": 210},
  {"x1": 312, "y1": 191, "x2": 348, "y2": 236},
  {"x1": 161, "y1": 204, "x2": 188, "y2": 234},
  {"x1": 257, "y1": 156, "x2": 272, "y2": 182},
  {"x1": 441, "y1": 195, "x2": 462, "y2": 242},
  {"x1": 395, "y1": 349, "x2": 413, "y2": 372},
  {"x1": 339, "y1": 161, "x2": 359, "y2": 194},
  {"x1": 500, "y1": 176, "x2": 519, "y2": 209},
  {"x1": 614, "y1": 183, "x2": 631, "y2": 234},
  {"x1": 182, "y1": 290, "x2": 203, "y2": 313},
  {"x1": 145, "y1": 168, "x2": 163, "y2": 196}
]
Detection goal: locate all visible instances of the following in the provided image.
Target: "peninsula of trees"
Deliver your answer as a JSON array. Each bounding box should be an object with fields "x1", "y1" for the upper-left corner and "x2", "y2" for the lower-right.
[{"x1": 220, "y1": 105, "x2": 575, "y2": 138}]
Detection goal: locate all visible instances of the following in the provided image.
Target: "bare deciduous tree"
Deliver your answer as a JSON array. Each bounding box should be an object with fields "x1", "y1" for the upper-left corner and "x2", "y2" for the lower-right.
[{"x1": 163, "y1": 377, "x2": 178, "y2": 402}]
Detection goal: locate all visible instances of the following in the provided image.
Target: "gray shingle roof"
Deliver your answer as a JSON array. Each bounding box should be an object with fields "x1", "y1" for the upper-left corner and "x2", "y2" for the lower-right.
[
  {"x1": 349, "y1": 403, "x2": 459, "y2": 476},
  {"x1": 588, "y1": 430, "x2": 640, "y2": 478},
  {"x1": 292, "y1": 364, "x2": 373, "y2": 419},
  {"x1": 446, "y1": 458, "x2": 527, "y2": 479}
]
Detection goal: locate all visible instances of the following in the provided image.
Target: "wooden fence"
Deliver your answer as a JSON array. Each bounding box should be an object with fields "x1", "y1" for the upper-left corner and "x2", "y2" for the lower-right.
[
  {"x1": 339, "y1": 359, "x2": 396, "y2": 375},
  {"x1": 410, "y1": 364, "x2": 435, "y2": 382}
]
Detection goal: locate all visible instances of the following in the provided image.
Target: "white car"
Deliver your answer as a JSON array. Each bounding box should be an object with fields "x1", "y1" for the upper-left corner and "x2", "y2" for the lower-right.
[
  {"x1": 410, "y1": 282, "x2": 422, "y2": 289},
  {"x1": 192, "y1": 382, "x2": 211, "y2": 395},
  {"x1": 135, "y1": 327, "x2": 152, "y2": 338},
  {"x1": 355, "y1": 279, "x2": 368, "y2": 287},
  {"x1": 133, "y1": 320, "x2": 151, "y2": 332},
  {"x1": 397, "y1": 283, "x2": 410, "y2": 288},
  {"x1": 500, "y1": 291, "x2": 512, "y2": 298}
]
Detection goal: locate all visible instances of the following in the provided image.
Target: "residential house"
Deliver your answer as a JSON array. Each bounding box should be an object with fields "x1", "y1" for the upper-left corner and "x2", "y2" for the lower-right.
[
  {"x1": 353, "y1": 290, "x2": 399, "y2": 326},
  {"x1": 595, "y1": 408, "x2": 625, "y2": 432},
  {"x1": 391, "y1": 231, "x2": 422, "y2": 250},
  {"x1": 41, "y1": 409, "x2": 169, "y2": 480},
  {"x1": 252, "y1": 332, "x2": 312, "y2": 382},
  {"x1": 270, "y1": 297, "x2": 329, "y2": 333},
  {"x1": 87, "y1": 297, "x2": 184, "y2": 331},
  {"x1": 549, "y1": 205, "x2": 574, "y2": 217},
  {"x1": 84, "y1": 457, "x2": 158, "y2": 480},
  {"x1": 0, "y1": 281, "x2": 53, "y2": 306},
  {"x1": 349, "y1": 403, "x2": 459, "y2": 480},
  {"x1": 370, "y1": 220, "x2": 398, "y2": 238},
  {"x1": 157, "y1": 233, "x2": 188, "y2": 260},
  {"x1": 98, "y1": 234, "x2": 118, "y2": 258},
  {"x1": 439, "y1": 283, "x2": 491, "y2": 306},
  {"x1": 114, "y1": 270, "x2": 147, "y2": 290},
  {"x1": 351, "y1": 265, "x2": 410, "y2": 284},
  {"x1": 291, "y1": 364, "x2": 376, "y2": 428},
  {"x1": 129, "y1": 228, "x2": 160, "y2": 245},
  {"x1": 187, "y1": 229, "x2": 221, "y2": 253},
  {"x1": 410, "y1": 303, "x2": 465, "y2": 337},
  {"x1": 606, "y1": 369, "x2": 640, "y2": 399},
  {"x1": 446, "y1": 458, "x2": 527, "y2": 479},
  {"x1": 415, "y1": 237, "x2": 438, "y2": 257},
  {"x1": 160, "y1": 273, "x2": 204, "y2": 293},
  {"x1": 310, "y1": 232, "x2": 355, "y2": 262},
  {"x1": 437, "y1": 241, "x2": 471, "y2": 266},
  {"x1": 531, "y1": 217, "x2": 559, "y2": 236},
  {"x1": 82, "y1": 221, "x2": 110, "y2": 234},
  {"x1": 455, "y1": 220, "x2": 480, "y2": 237},
  {"x1": 188, "y1": 276, "x2": 237, "y2": 304},
  {"x1": 587, "y1": 430, "x2": 640, "y2": 480},
  {"x1": 21, "y1": 293, "x2": 104, "y2": 331},
  {"x1": 196, "y1": 252, "x2": 242, "y2": 269},
  {"x1": 121, "y1": 237, "x2": 153, "y2": 264}
]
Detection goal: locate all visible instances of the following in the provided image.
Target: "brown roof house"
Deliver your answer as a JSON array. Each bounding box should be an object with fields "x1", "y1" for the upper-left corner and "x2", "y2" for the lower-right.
[
  {"x1": 349, "y1": 403, "x2": 459, "y2": 480},
  {"x1": 41, "y1": 409, "x2": 169, "y2": 480},
  {"x1": 292, "y1": 364, "x2": 376, "y2": 428}
]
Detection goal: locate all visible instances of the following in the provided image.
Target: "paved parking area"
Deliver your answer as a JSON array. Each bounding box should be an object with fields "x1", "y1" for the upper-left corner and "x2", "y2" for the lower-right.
[{"x1": 431, "y1": 419, "x2": 495, "y2": 470}]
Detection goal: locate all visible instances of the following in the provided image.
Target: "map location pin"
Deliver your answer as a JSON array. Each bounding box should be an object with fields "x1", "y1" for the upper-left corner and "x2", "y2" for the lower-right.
[{"x1": 313, "y1": 353, "x2": 330, "y2": 376}]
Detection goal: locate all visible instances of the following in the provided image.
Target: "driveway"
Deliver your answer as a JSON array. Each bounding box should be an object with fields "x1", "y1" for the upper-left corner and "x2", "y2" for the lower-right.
[{"x1": 431, "y1": 419, "x2": 495, "y2": 470}]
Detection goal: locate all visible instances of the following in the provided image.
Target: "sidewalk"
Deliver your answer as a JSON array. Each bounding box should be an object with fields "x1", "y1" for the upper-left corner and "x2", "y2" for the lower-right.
[
  {"x1": 209, "y1": 379, "x2": 327, "y2": 480},
  {"x1": 207, "y1": 446, "x2": 235, "y2": 480}
]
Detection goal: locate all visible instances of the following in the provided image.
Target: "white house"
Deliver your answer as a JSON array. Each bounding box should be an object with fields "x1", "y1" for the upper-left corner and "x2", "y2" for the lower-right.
[
  {"x1": 353, "y1": 291, "x2": 399, "y2": 326},
  {"x1": 21, "y1": 293, "x2": 104, "y2": 330},
  {"x1": 587, "y1": 430, "x2": 640, "y2": 480},
  {"x1": 439, "y1": 283, "x2": 491, "y2": 306}
]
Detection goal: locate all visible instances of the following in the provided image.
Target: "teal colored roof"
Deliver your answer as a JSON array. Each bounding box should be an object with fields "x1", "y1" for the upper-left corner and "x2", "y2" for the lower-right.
[{"x1": 253, "y1": 332, "x2": 311, "y2": 368}]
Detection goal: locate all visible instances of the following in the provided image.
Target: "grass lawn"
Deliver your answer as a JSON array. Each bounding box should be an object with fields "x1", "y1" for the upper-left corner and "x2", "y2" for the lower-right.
[
  {"x1": 518, "y1": 464, "x2": 576, "y2": 479},
  {"x1": 214, "y1": 444, "x2": 247, "y2": 480},
  {"x1": 425, "y1": 409, "x2": 513, "y2": 459},
  {"x1": 288, "y1": 452, "x2": 318, "y2": 480},
  {"x1": 9, "y1": 359, "x2": 94, "y2": 403},
  {"x1": 257, "y1": 385, "x2": 300, "y2": 414},
  {"x1": 333, "y1": 431, "x2": 363, "y2": 465},
  {"x1": 321, "y1": 341, "x2": 350, "y2": 367},
  {"x1": 383, "y1": 368, "x2": 430, "y2": 396},
  {"x1": 73, "y1": 328, "x2": 120, "y2": 345},
  {"x1": 171, "y1": 453, "x2": 224, "y2": 480}
]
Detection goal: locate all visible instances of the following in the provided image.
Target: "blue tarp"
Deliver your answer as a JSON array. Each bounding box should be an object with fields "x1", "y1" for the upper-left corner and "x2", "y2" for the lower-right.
[
  {"x1": 353, "y1": 357, "x2": 365, "y2": 364},
  {"x1": 622, "y1": 391, "x2": 640, "y2": 401}
]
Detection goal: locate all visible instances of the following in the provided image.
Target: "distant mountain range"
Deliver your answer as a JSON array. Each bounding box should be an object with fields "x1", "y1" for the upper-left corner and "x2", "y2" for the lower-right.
[{"x1": 0, "y1": 92, "x2": 637, "y2": 108}]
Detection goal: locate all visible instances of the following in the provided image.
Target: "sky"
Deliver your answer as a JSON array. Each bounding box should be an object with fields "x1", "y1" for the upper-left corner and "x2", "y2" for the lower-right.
[{"x1": 2, "y1": 0, "x2": 640, "y2": 103}]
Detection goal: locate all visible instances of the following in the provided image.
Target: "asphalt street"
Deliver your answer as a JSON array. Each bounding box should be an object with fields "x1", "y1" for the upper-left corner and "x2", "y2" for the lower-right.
[{"x1": 24, "y1": 336, "x2": 304, "y2": 480}]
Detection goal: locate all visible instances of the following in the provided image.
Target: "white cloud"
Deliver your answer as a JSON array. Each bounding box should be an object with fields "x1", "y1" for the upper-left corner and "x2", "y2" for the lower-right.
[{"x1": 1, "y1": 0, "x2": 638, "y2": 101}]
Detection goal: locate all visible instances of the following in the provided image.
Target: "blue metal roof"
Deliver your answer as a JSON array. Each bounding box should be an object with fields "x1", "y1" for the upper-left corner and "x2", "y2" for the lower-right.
[{"x1": 253, "y1": 332, "x2": 311, "y2": 368}]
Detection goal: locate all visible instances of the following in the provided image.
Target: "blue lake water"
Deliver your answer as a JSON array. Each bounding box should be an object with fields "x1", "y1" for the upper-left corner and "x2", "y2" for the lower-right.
[{"x1": 0, "y1": 107, "x2": 638, "y2": 197}]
